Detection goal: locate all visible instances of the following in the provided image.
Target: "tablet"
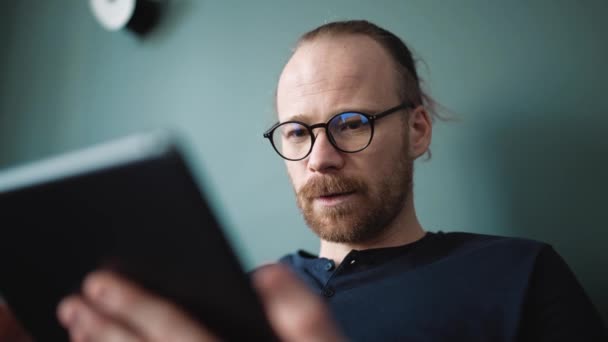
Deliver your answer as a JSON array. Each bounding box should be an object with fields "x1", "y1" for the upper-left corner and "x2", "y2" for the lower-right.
[{"x1": 0, "y1": 131, "x2": 277, "y2": 341}]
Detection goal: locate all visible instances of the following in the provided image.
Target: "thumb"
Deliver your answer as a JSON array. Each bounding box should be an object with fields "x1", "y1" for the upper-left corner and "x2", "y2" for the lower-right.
[
  {"x1": 0, "y1": 304, "x2": 32, "y2": 342},
  {"x1": 252, "y1": 265, "x2": 345, "y2": 342}
]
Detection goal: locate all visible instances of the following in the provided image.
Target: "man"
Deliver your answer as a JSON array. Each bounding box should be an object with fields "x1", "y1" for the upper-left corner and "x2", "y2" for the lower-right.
[{"x1": 2, "y1": 20, "x2": 607, "y2": 341}]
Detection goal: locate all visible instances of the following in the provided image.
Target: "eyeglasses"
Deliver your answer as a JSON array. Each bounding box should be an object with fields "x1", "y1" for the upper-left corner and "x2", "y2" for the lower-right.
[{"x1": 263, "y1": 103, "x2": 411, "y2": 161}]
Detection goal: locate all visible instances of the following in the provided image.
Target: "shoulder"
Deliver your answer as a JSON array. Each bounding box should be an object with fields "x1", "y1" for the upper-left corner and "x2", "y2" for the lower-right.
[
  {"x1": 278, "y1": 249, "x2": 317, "y2": 266},
  {"x1": 435, "y1": 230, "x2": 546, "y2": 247},
  {"x1": 438, "y1": 232, "x2": 606, "y2": 338},
  {"x1": 428, "y1": 231, "x2": 549, "y2": 261},
  {"x1": 408, "y1": 231, "x2": 563, "y2": 283},
  {"x1": 278, "y1": 253, "x2": 296, "y2": 266}
]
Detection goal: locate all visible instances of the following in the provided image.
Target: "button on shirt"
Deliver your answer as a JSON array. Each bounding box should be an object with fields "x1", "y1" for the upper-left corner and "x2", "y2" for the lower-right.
[{"x1": 279, "y1": 232, "x2": 607, "y2": 341}]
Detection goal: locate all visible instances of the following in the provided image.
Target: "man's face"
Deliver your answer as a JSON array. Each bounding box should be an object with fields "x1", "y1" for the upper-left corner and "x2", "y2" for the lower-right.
[{"x1": 276, "y1": 35, "x2": 414, "y2": 244}]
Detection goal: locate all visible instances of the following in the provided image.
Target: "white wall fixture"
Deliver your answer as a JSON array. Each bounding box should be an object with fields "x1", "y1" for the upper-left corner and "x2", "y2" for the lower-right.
[{"x1": 90, "y1": 0, "x2": 163, "y2": 36}]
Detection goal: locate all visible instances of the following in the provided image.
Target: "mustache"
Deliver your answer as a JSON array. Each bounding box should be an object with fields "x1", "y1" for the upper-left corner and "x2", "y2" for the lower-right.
[{"x1": 298, "y1": 174, "x2": 367, "y2": 199}]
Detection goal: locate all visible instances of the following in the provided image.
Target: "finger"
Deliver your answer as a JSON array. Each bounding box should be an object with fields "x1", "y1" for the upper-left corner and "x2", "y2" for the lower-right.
[
  {"x1": 253, "y1": 264, "x2": 345, "y2": 342},
  {"x1": 81, "y1": 271, "x2": 218, "y2": 342},
  {"x1": 57, "y1": 295, "x2": 141, "y2": 342}
]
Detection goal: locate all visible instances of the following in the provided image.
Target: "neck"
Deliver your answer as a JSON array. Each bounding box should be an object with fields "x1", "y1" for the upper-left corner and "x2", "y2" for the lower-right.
[{"x1": 318, "y1": 194, "x2": 425, "y2": 264}]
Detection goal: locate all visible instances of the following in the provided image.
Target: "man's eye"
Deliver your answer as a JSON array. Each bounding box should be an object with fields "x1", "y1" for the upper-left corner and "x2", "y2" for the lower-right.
[
  {"x1": 345, "y1": 121, "x2": 363, "y2": 129},
  {"x1": 287, "y1": 129, "x2": 305, "y2": 137},
  {"x1": 338, "y1": 118, "x2": 365, "y2": 131},
  {"x1": 284, "y1": 126, "x2": 309, "y2": 139}
]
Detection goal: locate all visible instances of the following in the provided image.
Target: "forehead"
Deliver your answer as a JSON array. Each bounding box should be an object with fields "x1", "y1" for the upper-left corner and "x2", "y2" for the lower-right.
[{"x1": 276, "y1": 35, "x2": 400, "y2": 122}]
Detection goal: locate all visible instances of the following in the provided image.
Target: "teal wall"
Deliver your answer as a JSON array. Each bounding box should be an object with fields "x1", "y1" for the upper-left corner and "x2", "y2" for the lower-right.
[{"x1": 1, "y1": 1, "x2": 606, "y2": 319}]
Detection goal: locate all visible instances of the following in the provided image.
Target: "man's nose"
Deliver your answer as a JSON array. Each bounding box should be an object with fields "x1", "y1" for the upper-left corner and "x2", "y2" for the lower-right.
[{"x1": 307, "y1": 130, "x2": 345, "y2": 173}]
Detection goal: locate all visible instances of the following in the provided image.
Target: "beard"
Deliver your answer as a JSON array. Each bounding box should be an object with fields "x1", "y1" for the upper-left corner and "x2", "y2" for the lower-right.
[{"x1": 294, "y1": 151, "x2": 413, "y2": 244}]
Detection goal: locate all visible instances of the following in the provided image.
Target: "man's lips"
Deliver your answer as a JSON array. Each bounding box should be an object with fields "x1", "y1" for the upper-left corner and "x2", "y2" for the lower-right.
[
  {"x1": 314, "y1": 191, "x2": 356, "y2": 205},
  {"x1": 318, "y1": 191, "x2": 356, "y2": 199}
]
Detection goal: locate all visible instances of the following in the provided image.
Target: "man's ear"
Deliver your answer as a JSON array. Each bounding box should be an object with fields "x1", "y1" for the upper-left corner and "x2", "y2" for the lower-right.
[{"x1": 407, "y1": 105, "x2": 432, "y2": 159}]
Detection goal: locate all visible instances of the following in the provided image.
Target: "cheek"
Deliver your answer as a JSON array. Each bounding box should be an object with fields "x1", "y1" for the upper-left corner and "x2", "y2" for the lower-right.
[
  {"x1": 355, "y1": 130, "x2": 406, "y2": 177},
  {"x1": 285, "y1": 161, "x2": 307, "y2": 191}
]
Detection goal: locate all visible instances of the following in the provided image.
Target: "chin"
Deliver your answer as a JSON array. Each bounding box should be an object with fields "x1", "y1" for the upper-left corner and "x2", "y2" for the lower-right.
[{"x1": 309, "y1": 215, "x2": 382, "y2": 244}]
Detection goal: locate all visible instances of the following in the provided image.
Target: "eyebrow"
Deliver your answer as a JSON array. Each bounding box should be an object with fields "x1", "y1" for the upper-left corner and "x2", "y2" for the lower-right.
[{"x1": 283, "y1": 113, "x2": 310, "y2": 123}]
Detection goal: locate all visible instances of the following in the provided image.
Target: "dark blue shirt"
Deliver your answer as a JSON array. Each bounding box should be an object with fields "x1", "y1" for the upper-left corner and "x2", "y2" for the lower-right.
[{"x1": 280, "y1": 232, "x2": 607, "y2": 341}]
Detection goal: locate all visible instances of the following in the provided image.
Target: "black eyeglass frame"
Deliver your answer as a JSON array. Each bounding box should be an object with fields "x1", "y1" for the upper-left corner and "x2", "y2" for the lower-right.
[{"x1": 263, "y1": 102, "x2": 412, "y2": 161}]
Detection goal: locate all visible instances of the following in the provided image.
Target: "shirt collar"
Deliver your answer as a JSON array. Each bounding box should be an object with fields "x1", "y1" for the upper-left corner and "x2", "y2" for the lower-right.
[{"x1": 293, "y1": 231, "x2": 440, "y2": 272}]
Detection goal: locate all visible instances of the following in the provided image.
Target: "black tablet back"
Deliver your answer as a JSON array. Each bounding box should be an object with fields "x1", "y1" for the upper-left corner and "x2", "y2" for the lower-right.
[{"x1": 0, "y1": 132, "x2": 276, "y2": 341}]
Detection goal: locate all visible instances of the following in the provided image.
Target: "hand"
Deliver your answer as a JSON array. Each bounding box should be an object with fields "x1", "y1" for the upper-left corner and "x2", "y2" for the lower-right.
[
  {"x1": 57, "y1": 265, "x2": 344, "y2": 341},
  {"x1": 0, "y1": 303, "x2": 32, "y2": 342}
]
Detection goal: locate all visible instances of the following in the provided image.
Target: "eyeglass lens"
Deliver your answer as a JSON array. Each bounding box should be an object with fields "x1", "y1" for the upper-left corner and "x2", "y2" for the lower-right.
[{"x1": 271, "y1": 112, "x2": 372, "y2": 160}]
